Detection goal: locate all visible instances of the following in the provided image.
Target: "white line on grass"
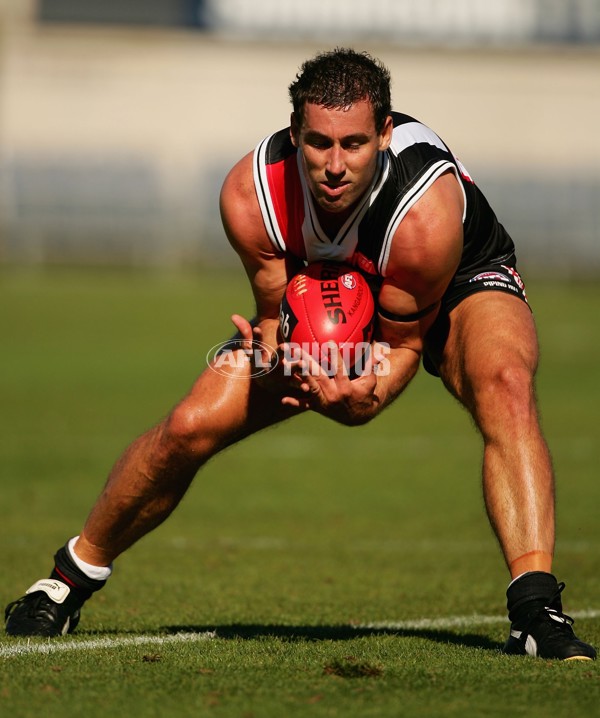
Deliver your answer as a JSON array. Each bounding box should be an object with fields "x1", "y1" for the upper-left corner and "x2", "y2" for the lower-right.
[
  {"x1": 2, "y1": 610, "x2": 599, "y2": 659},
  {"x1": 0, "y1": 631, "x2": 215, "y2": 659},
  {"x1": 362, "y1": 609, "x2": 600, "y2": 632}
]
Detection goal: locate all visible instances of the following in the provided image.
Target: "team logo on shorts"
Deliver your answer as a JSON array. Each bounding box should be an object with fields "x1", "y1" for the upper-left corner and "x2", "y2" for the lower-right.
[
  {"x1": 469, "y1": 272, "x2": 511, "y2": 284},
  {"x1": 468, "y1": 266, "x2": 528, "y2": 304},
  {"x1": 502, "y1": 265, "x2": 525, "y2": 291}
]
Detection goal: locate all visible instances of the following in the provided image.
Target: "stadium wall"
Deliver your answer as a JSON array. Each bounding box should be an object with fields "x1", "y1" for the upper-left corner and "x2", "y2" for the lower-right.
[{"x1": 0, "y1": 15, "x2": 599, "y2": 274}]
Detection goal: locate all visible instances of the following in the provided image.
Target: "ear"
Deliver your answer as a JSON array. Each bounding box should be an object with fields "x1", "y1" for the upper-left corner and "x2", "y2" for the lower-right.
[
  {"x1": 290, "y1": 112, "x2": 300, "y2": 147},
  {"x1": 378, "y1": 115, "x2": 393, "y2": 152}
]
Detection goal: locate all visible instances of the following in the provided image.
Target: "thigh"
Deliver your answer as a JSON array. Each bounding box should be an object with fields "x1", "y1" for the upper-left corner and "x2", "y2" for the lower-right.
[
  {"x1": 422, "y1": 255, "x2": 531, "y2": 379},
  {"x1": 430, "y1": 291, "x2": 540, "y2": 409}
]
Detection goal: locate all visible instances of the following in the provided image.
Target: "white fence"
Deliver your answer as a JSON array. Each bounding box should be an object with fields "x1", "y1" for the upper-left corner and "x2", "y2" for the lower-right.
[
  {"x1": 202, "y1": 0, "x2": 600, "y2": 44},
  {"x1": 34, "y1": 0, "x2": 600, "y2": 43}
]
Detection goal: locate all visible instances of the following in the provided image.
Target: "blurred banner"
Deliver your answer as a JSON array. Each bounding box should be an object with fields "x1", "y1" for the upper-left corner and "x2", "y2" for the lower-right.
[
  {"x1": 201, "y1": 0, "x2": 600, "y2": 44},
  {"x1": 38, "y1": 0, "x2": 208, "y2": 28},
  {"x1": 0, "y1": 2, "x2": 599, "y2": 273},
  {"x1": 38, "y1": 0, "x2": 600, "y2": 43}
]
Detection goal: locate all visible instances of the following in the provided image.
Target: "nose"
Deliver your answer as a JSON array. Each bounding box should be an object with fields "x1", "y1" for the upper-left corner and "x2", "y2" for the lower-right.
[{"x1": 326, "y1": 145, "x2": 345, "y2": 178}]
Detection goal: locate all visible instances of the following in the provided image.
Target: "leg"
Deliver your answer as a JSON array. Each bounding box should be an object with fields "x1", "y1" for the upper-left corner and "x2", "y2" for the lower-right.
[
  {"x1": 430, "y1": 292, "x2": 555, "y2": 577},
  {"x1": 75, "y1": 359, "x2": 298, "y2": 566},
  {"x1": 429, "y1": 291, "x2": 596, "y2": 660},
  {"x1": 5, "y1": 355, "x2": 299, "y2": 637}
]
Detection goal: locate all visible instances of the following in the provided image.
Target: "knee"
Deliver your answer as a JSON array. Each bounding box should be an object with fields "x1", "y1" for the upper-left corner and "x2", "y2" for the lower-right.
[
  {"x1": 162, "y1": 401, "x2": 222, "y2": 462},
  {"x1": 473, "y1": 362, "x2": 537, "y2": 427}
]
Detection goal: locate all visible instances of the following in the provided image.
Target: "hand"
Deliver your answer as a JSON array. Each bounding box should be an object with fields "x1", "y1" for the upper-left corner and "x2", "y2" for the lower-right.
[
  {"x1": 230, "y1": 314, "x2": 276, "y2": 370},
  {"x1": 230, "y1": 315, "x2": 307, "y2": 401},
  {"x1": 280, "y1": 342, "x2": 381, "y2": 425}
]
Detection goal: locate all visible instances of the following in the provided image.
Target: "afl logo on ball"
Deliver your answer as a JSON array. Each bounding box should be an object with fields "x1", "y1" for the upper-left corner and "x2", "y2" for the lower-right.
[{"x1": 341, "y1": 273, "x2": 357, "y2": 290}]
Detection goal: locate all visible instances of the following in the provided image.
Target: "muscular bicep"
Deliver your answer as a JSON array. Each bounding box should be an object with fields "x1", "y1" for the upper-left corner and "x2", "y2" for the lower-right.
[
  {"x1": 376, "y1": 170, "x2": 464, "y2": 351},
  {"x1": 220, "y1": 152, "x2": 290, "y2": 320}
]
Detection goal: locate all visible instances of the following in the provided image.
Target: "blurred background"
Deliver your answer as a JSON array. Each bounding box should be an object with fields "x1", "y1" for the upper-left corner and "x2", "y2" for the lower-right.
[{"x1": 1, "y1": 0, "x2": 599, "y2": 275}]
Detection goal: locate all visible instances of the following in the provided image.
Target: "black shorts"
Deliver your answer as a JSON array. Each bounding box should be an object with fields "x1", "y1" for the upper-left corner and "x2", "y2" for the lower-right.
[{"x1": 422, "y1": 253, "x2": 530, "y2": 377}]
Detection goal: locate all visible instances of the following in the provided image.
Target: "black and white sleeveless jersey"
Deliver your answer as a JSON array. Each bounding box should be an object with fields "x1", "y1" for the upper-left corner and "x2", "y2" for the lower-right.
[{"x1": 253, "y1": 111, "x2": 515, "y2": 282}]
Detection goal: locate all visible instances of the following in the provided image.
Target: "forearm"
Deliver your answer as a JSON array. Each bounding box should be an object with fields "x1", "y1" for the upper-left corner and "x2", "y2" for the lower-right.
[
  {"x1": 338, "y1": 345, "x2": 420, "y2": 425},
  {"x1": 369, "y1": 345, "x2": 421, "y2": 417}
]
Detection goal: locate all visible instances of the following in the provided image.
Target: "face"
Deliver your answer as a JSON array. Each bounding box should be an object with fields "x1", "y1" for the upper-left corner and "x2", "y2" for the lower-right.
[{"x1": 291, "y1": 101, "x2": 393, "y2": 217}]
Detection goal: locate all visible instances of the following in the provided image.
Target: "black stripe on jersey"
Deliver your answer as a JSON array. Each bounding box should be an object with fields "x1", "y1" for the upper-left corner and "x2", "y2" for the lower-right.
[
  {"x1": 391, "y1": 111, "x2": 420, "y2": 129},
  {"x1": 254, "y1": 136, "x2": 286, "y2": 253},
  {"x1": 263, "y1": 128, "x2": 296, "y2": 164}
]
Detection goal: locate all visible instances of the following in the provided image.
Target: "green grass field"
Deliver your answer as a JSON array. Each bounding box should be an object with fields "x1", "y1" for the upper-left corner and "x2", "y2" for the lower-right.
[{"x1": 1, "y1": 268, "x2": 599, "y2": 717}]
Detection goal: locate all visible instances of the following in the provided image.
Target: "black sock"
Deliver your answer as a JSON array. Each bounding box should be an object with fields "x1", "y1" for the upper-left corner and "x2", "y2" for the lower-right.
[
  {"x1": 50, "y1": 544, "x2": 107, "y2": 603},
  {"x1": 506, "y1": 571, "x2": 561, "y2": 626}
]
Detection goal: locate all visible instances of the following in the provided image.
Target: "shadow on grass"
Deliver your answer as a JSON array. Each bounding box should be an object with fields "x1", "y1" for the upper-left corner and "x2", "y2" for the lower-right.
[{"x1": 161, "y1": 623, "x2": 502, "y2": 652}]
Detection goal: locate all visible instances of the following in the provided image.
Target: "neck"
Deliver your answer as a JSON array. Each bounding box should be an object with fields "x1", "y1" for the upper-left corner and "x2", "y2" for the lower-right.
[{"x1": 313, "y1": 203, "x2": 356, "y2": 239}]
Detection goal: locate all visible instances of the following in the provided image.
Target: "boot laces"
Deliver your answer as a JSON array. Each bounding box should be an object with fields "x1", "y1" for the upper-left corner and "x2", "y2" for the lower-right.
[
  {"x1": 531, "y1": 582, "x2": 575, "y2": 630},
  {"x1": 5, "y1": 592, "x2": 54, "y2": 621}
]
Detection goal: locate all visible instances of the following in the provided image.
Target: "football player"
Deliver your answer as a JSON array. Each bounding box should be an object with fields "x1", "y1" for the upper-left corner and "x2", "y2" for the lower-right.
[{"x1": 6, "y1": 48, "x2": 595, "y2": 661}]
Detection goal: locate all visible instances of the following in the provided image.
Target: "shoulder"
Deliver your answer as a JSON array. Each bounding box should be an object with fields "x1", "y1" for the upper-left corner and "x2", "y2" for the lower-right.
[
  {"x1": 384, "y1": 171, "x2": 464, "y2": 301},
  {"x1": 220, "y1": 152, "x2": 266, "y2": 248},
  {"x1": 220, "y1": 151, "x2": 256, "y2": 212},
  {"x1": 375, "y1": 170, "x2": 464, "y2": 345},
  {"x1": 220, "y1": 124, "x2": 295, "y2": 231},
  {"x1": 386, "y1": 113, "x2": 458, "y2": 191},
  {"x1": 388, "y1": 112, "x2": 450, "y2": 159},
  {"x1": 219, "y1": 152, "x2": 269, "y2": 251}
]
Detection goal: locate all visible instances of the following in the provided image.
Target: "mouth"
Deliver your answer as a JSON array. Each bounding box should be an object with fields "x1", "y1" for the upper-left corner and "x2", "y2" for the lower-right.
[{"x1": 320, "y1": 181, "x2": 350, "y2": 200}]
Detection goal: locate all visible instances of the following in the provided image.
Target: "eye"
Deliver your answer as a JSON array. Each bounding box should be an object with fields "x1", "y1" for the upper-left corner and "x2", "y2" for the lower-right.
[
  {"x1": 342, "y1": 137, "x2": 368, "y2": 151},
  {"x1": 308, "y1": 139, "x2": 330, "y2": 150}
]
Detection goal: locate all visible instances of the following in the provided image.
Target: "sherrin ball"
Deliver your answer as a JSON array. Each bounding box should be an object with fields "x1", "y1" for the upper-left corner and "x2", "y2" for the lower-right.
[{"x1": 279, "y1": 261, "x2": 375, "y2": 377}]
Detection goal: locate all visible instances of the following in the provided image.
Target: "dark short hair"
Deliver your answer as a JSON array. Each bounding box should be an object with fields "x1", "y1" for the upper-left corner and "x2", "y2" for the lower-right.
[{"x1": 288, "y1": 48, "x2": 392, "y2": 133}]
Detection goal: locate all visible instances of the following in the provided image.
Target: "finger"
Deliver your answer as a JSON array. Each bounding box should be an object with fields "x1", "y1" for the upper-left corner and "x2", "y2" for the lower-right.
[
  {"x1": 230, "y1": 314, "x2": 253, "y2": 349},
  {"x1": 249, "y1": 324, "x2": 276, "y2": 366},
  {"x1": 302, "y1": 370, "x2": 328, "y2": 398},
  {"x1": 299, "y1": 348, "x2": 324, "y2": 379},
  {"x1": 281, "y1": 396, "x2": 310, "y2": 411},
  {"x1": 322, "y1": 341, "x2": 353, "y2": 383},
  {"x1": 359, "y1": 342, "x2": 377, "y2": 377},
  {"x1": 281, "y1": 343, "x2": 308, "y2": 375},
  {"x1": 252, "y1": 324, "x2": 263, "y2": 341},
  {"x1": 320, "y1": 341, "x2": 338, "y2": 378}
]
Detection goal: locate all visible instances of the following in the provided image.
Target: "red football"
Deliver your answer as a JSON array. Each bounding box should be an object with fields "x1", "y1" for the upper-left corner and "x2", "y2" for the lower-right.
[{"x1": 279, "y1": 261, "x2": 375, "y2": 377}]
